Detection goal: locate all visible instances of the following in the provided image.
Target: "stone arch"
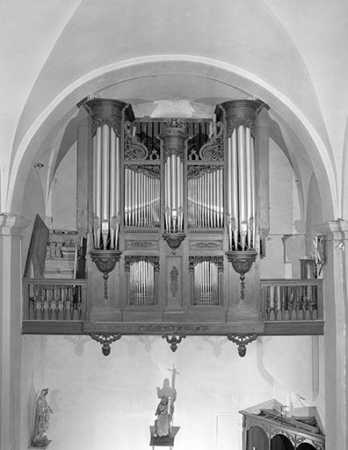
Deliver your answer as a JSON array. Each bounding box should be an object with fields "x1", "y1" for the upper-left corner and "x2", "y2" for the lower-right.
[{"x1": 7, "y1": 56, "x2": 336, "y2": 223}]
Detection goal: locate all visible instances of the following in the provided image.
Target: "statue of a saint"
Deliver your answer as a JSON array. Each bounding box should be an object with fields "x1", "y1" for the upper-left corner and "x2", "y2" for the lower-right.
[
  {"x1": 154, "y1": 376, "x2": 176, "y2": 437},
  {"x1": 31, "y1": 388, "x2": 53, "y2": 448}
]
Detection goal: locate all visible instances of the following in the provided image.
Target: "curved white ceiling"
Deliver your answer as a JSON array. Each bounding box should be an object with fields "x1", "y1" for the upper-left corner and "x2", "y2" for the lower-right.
[
  {"x1": 4, "y1": 0, "x2": 346, "y2": 217},
  {"x1": 14, "y1": 0, "x2": 327, "y2": 152}
]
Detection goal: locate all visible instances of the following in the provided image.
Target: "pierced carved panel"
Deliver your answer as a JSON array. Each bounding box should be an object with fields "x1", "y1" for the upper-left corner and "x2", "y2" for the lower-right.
[{"x1": 189, "y1": 256, "x2": 224, "y2": 306}]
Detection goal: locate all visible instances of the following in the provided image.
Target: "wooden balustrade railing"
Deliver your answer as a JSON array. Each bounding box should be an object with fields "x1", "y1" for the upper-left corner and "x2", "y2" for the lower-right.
[
  {"x1": 260, "y1": 279, "x2": 323, "y2": 322},
  {"x1": 22, "y1": 278, "x2": 87, "y2": 321},
  {"x1": 22, "y1": 278, "x2": 323, "y2": 325}
]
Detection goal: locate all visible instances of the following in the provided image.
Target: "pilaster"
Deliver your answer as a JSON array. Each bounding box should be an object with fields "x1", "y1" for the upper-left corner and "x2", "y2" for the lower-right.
[
  {"x1": 0, "y1": 213, "x2": 28, "y2": 450},
  {"x1": 317, "y1": 220, "x2": 348, "y2": 450}
]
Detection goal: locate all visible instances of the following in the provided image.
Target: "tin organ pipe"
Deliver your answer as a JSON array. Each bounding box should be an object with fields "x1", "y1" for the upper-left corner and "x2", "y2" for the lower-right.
[
  {"x1": 187, "y1": 168, "x2": 223, "y2": 229},
  {"x1": 194, "y1": 261, "x2": 218, "y2": 305},
  {"x1": 227, "y1": 125, "x2": 256, "y2": 250},
  {"x1": 130, "y1": 261, "x2": 154, "y2": 305},
  {"x1": 93, "y1": 127, "x2": 102, "y2": 248},
  {"x1": 124, "y1": 167, "x2": 160, "y2": 228},
  {"x1": 251, "y1": 136, "x2": 256, "y2": 247},
  {"x1": 92, "y1": 125, "x2": 122, "y2": 250},
  {"x1": 164, "y1": 155, "x2": 184, "y2": 233},
  {"x1": 109, "y1": 129, "x2": 119, "y2": 249},
  {"x1": 101, "y1": 124, "x2": 110, "y2": 249},
  {"x1": 245, "y1": 127, "x2": 252, "y2": 249}
]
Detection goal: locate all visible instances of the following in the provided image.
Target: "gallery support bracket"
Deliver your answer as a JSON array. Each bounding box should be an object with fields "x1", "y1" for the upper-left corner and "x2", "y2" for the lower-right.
[
  {"x1": 90, "y1": 333, "x2": 122, "y2": 356},
  {"x1": 227, "y1": 333, "x2": 258, "y2": 357},
  {"x1": 88, "y1": 329, "x2": 259, "y2": 357}
]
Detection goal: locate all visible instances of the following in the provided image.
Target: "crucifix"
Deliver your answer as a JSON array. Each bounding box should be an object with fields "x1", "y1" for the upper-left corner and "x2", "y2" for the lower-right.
[{"x1": 150, "y1": 365, "x2": 181, "y2": 449}]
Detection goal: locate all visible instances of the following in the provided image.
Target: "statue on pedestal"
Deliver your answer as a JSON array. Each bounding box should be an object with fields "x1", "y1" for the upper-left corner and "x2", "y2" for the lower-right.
[
  {"x1": 150, "y1": 366, "x2": 180, "y2": 447},
  {"x1": 154, "y1": 377, "x2": 176, "y2": 437},
  {"x1": 31, "y1": 388, "x2": 53, "y2": 448}
]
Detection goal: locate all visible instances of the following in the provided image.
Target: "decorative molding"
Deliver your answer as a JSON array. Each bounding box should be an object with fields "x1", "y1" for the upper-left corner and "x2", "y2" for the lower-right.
[
  {"x1": 187, "y1": 165, "x2": 222, "y2": 179},
  {"x1": 137, "y1": 324, "x2": 209, "y2": 333},
  {"x1": 124, "y1": 122, "x2": 150, "y2": 160},
  {"x1": 190, "y1": 241, "x2": 221, "y2": 250},
  {"x1": 162, "y1": 232, "x2": 186, "y2": 251},
  {"x1": 227, "y1": 333, "x2": 258, "y2": 357},
  {"x1": 163, "y1": 146, "x2": 185, "y2": 160},
  {"x1": 124, "y1": 255, "x2": 160, "y2": 272},
  {"x1": 126, "y1": 240, "x2": 158, "y2": 250},
  {"x1": 244, "y1": 415, "x2": 325, "y2": 450},
  {"x1": 92, "y1": 117, "x2": 121, "y2": 137},
  {"x1": 162, "y1": 334, "x2": 186, "y2": 352},
  {"x1": 89, "y1": 333, "x2": 122, "y2": 356},
  {"x1": 90, "y1": 250, "x2": 122, "y2": 299},
  {"x1": 189, "y1": 256, "x2": 224, "y2": 271},
  {"x1": 161, "y1": 118, "x2": 187, "y2": 162},
  {"x1": 226, "y1": 117, "x2": 255, "y2": 138},
  {"x1": 163, "y1": 118, "x2": 186, "y2": 131},
  {"x1": 84, "y1": 98, "x2": 125, "y2": 138},
  {"x1": 127, "y1": 164, "x2": 161, "y2": 178},
  {"x1": 199, "y1": 124, "x2": 224, "y2": 161},
  {"x1": 226, "y1": 250, "x2": 257, "y2": 300}
]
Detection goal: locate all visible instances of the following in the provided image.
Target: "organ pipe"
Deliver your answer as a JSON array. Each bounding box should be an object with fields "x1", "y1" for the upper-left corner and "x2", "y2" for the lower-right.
[
  {"x1": 161, "y1": 119, "x2": 187, "y2": 234},
  {"x1": 84, "y1": 98, "x2": 128, "y2": 250},
  {"x1": 124, "y1": 167, "x2": 160, "y2": 228},
  {"x1": 221, "y1": 100, "x2": 266, "y2": 252},
  {"x1": 187, "y1": 168, "x2": 223, "y2": 229}
]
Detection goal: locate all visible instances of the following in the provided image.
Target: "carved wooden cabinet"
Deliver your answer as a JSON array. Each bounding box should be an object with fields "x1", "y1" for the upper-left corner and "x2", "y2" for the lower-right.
[
  {"x1": 79, "y1": 99, "x2": 269, "y2": 333},
  {"x1": 22, "y1": 97, "x2": 325, "y2": 355},
  {"x1": 240, "y1": 403, "x2": 325, "y2": 450}
]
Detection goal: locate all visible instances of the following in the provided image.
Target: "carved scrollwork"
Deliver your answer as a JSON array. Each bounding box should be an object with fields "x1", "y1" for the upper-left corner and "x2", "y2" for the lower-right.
[
  {"x1": 162, "y1": 334, "x2": 186, "y2": 352},
  {"x1": 199, "y1": 124, "x2": 224, "y2": 161},
  {"x1": 226, "y1": 250, "x2": 257, "y2": 301},
  {"x1": 190, "y1": 241, "x2": 220, "y2": 250},
  {"x1": 170, "y1": 266, "x2": 179, "y2": 297},
  {"x1": 189, "y1": 256, "x2": 224, "y2": 271},
  {"x1": 89, "y1": 333, "x2": 122, "y2": 356},
  {"x1": 92, "y1": 117, "x2": 121, "y2": 137},
  {"x1": 162, "y1": 232, "x2": 186, "y2": 251},
  {"x1": 163, "y1": 146, "x2": 185, "y2": 160},
  {"x1": 126, "y1": 240, "x2": 157, "y2": 249},
  {"x1": 90, "y1": 250, "x2": 122, "y2": 299},
  {"x1": 124, "y1": 256, "x2": 160, "y2": 272},
  {"x1": 163, "y1": 118, "x2": 186, "y2": 131},
  {"x1": 124, "y1": 124, "x2": 149, "y2": 160},
  {"x1": 130, "y1": 164, "x2": 161, "y2": 179},
  {"x1": 226, "y1": 117, "x2": 255, "y2": 138},
  {"x1": 227, "y1": 333, "x2": 258, "y2": 357},
  {"x1": 187, "y1": 165, "x2": 222, "y2": 179},
  {"x1": 137, "y1": 324, "x2": 208, "y2": 333}
]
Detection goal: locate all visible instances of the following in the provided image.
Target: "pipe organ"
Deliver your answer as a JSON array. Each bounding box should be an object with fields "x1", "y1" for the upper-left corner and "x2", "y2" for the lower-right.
[{"x1": 81, "y1": 98, "x2": 270, "y2": 330}]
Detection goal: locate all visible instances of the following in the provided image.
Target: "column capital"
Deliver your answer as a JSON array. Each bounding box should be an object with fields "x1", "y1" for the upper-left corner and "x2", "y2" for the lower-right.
[
  {"x1": 316, "y1": 219, "x2": 348, "y2": 240},
  {"x1": 0, "y1": 213, "x2": 29, "y2": 236}
]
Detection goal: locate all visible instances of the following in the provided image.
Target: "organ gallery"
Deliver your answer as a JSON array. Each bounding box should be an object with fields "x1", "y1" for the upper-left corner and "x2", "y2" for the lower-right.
[{"x1": 23, "y1": 98, "x2": 324, "y2": 356}]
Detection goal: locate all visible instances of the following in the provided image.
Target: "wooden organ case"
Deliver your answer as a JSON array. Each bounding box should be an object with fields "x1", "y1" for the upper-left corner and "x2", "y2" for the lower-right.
[{"x1": 77, "y1": 98, "x2": 270, "y2": 352}]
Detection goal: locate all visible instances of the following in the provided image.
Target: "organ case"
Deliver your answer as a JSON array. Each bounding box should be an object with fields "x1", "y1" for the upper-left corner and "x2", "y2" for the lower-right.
[{"x1": 81, "y1": 98, "x2": 270, "y2": 331}]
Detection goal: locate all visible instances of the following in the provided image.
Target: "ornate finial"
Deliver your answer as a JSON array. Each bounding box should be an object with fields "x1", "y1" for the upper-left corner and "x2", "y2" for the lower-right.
[
  {"x1": 90, "y1": 250, "x2": 122, "y2": 299},
  {"x1": 90, "y1": 333, "x2": 122, "y2": 356},
  {"x1": 162, "y1": 232, "x2": 186, "y2": 252},
  {"x1": 226, "y1": 250, "x2": 257, "y2": 300},
  {"x1": 227, "y1": 334, "x2": 258, "y2": 357},
  {"x1": 162, "y1": 334, "x2": 186, "y2": 352}
]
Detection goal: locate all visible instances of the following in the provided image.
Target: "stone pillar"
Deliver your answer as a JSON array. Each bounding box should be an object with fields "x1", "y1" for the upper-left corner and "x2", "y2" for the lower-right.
[
  {"x1": 317, "y1": 220, "x2": 348, "y2": 450},
  {"x1": 0, "y1": 214, "x2": 28, "y2": 450}
]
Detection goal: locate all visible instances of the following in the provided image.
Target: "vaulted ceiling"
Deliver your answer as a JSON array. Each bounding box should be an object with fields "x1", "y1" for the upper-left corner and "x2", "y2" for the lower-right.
[{"x1": 2, "y1": 0, "x2": 348, "y2": 217}]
